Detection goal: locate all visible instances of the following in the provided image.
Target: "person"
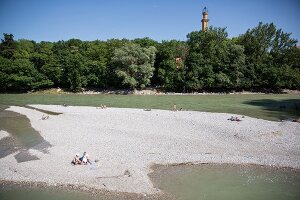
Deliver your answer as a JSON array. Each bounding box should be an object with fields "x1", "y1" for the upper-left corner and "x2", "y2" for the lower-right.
[
  {"x1": 172, "y1": 104, "x2": 177, "y2": 111},
  {"x1": 42, "y1": 114, "x2": 49, "y2": 120},
  {"x1": 80, "y1": 152, "x2": 91, "y2": 164},
  {"x1": 96, "y1": 104, "x2": 107, "y2": 109},
  {"x1": 228, "y1": 116, "x2": 242, "y2": 122},
  {"x1": 72, "y1": 154, "x2": 81, "y2": 165}
]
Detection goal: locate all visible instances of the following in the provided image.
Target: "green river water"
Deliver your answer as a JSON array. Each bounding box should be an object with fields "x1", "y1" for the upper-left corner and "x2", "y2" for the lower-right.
[{"x1": 150, "y1": 164, "x2": 300, "y2": 200}]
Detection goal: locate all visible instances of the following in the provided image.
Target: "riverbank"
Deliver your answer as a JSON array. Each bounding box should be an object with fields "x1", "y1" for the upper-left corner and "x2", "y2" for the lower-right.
[
  {"x1": 29, "y1": 88, "x2": 300, "y2": 95},
  {"x1": 0, "y1": 105, "x2": 299, "y2": 195},
  {"x1": 1, "y1": 93, "x2": 299, "y2": 121},
  {"x1": 0, "y1": 179, "x2": 171, "y2": 200}
]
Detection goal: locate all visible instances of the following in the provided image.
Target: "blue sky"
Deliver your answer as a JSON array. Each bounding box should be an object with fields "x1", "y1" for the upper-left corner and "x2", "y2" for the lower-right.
[{"x1": 0, "y1": 0, "x2": 299, "y2": 43}]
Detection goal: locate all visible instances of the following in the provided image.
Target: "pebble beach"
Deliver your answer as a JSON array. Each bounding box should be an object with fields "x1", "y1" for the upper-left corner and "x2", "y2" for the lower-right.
[{"x1": 0, "y1": 105, "x2": 299, "y2": 194}]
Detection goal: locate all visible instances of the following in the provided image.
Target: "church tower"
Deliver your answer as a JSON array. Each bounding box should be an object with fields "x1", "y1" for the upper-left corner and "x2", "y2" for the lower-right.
[{"x1": 201, "y1": 7, "x2": 209, "y2": 32}]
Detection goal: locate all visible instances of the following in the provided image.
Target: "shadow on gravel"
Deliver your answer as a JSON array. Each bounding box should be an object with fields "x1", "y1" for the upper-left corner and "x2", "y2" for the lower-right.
[
  {"x1": 0, "y1": 106, "x2": 52, "y2": 162},
  {"x1": 243, "y1": 99, "x2": 300, "y2": 120}
]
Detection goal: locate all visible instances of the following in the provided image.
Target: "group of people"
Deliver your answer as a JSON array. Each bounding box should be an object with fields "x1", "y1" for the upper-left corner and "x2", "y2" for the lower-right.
[
  {"x1": 72, "y1": 152, "x2": 91, "y2": 165},
  {"x1": 172, "y1": 104, "x2": 184, "y2": 111},
  {"x1": 96, "y1": 104, "x2": 107, "y2": 109},
  {"x1": 228, "y1": 116, "x2": 243, "y2": 121}
]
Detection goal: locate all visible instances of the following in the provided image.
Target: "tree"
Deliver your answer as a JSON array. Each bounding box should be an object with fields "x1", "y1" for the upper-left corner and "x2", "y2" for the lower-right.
[
  {"x1": 30, "y1": 42, "x2": 53, "y2": 69},
  {"x1": 40, "y1": 58, "x2": 62, "y2": 87},
  {"x1": 0, "y1": 33, "x2": 16, "y2": 59},
  {"x1": 13, "y1": 39, "x2": 35, "y2": 59},
  {"x1": 84, "y1": 41, "x2": 108, "y2": 87},
  {"x1": 222, "y1": 43, "x2": 246, "y2": 89},
  {"x1": 0, "y1": 24, "x2": 298, "y2": 92},
  {"x1": 153, "y1": 40, "x2": 188, "y2": 91},
  {"x1": 237, "y1": 22, "x2": 298, "y2": 89},
  {"x1": 0, "y1": 58, "x2": 52, "y2": 91},
  {"x1": 185, "y1": 27, "x2": 246, "y2": 91},
  {"x1": 133, "y1": 37, "x2": 159, "y2": 48},
  {"x1": 0, "y1": 56, "x2": 12, "y2": 91},
  {"x1": 64, "y1": 52, "x2": 87, "y2": 91},
  {"x1": 111, "y1": 43, "x2": 156, "y2": 89},
  {"x1": 286, "y1": 48, "x2": 300, "y2": 70}
]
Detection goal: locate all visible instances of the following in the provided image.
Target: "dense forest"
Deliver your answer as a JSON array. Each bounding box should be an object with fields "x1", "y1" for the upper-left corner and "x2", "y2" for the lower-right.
[{"x1": 0, "y1": 22, "x2": 299, "y2": 92}]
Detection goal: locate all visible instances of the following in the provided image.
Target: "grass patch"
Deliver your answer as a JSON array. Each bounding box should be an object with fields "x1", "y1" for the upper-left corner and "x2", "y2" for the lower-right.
[{"x1": 0, "y1": 93, "x2": 299, "y2": 121}]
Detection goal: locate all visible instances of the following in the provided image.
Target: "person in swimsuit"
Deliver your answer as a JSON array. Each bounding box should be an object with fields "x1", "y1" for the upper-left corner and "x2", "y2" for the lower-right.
[
  {"x1": 72, "y1": 154, "x2": 81, "y2": 165},
  {"x1": 80, "y1": 152, "x2": 91, "y2": 164}
]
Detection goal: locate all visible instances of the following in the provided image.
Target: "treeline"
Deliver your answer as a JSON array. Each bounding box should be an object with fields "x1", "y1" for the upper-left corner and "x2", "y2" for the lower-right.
[{"x1": 0, "y1": 22, "x2": 299, "y2": 92}]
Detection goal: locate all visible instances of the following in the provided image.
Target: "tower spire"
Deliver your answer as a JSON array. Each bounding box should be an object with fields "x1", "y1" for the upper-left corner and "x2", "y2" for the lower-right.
[{"x1": 201, "y1": 7, "x2": 209, "y2": 32}]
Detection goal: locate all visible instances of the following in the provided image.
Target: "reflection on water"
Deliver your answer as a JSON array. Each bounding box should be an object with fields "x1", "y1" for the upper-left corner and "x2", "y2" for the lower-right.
[
  {"x1": 0, "y1": 105, "x2": 51, "y2": 162},
  {"x1": 150, "y1": 164, "x2": 300, "y2": 200}
]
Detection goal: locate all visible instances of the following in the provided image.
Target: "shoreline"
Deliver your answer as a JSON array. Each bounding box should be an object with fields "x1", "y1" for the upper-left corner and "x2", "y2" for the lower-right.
[
  {"x1": 1, "y1": 163, "x2": 299, "y2": 199},
  {"x1": 2, "y1": 162, "x2": 299, "y2": 199},
  {"x1": 28, "y1": 88, "x2": 300, "y2": 95},
  {"x1": 149, "y1": 162, "x2": 300, "y2": 174},
  {"x1": 0, "y1": 105, "x2": 299, "y2": 195},
  {"x1": 0, "y1": 179, "x2": 170, "y2": 200}
]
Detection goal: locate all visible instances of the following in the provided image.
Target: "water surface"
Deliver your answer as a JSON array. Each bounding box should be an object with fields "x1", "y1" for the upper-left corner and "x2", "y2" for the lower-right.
[
  {"x1": 0, "y1": 105, "x2": 51, "y2": 162},
  {"x1": 150, "y1": 164, "x2": 300, "y2": 200}
]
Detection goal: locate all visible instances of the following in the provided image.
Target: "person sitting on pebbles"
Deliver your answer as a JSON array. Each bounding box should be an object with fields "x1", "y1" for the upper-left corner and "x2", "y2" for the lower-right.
[
  {"x1": 228, "y1": 116, "x2": 242, "y2": 121},
  {"x1": 96, "y1": 104, "x2": 107, "y2": 109},
  {"x1": 71, "y1": 154, "x2": 81, "y2": 165},
  {"x1": 172, "y1": 104, "x2": 177, "y2": 111}
]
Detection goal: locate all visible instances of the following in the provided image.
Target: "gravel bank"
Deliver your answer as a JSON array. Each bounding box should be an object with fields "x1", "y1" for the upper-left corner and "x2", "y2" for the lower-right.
[
  {"x1": 0, "y1": 130, "x2": 10, "y2": 140},
  {"x1": 1, "y1": 105, "x2": 299, "y2": 194}
]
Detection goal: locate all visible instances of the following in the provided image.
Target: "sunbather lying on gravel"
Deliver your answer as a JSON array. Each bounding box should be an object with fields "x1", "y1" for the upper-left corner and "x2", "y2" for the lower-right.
[
  {"x1": 72, "y1": 152, "x2": 92, "y2": 165},
  {"x1": 71, "y1": 154, "x2": 81, "y2": 165},
  {"x1": 80, "y1": 152, "x2": 91, "y2": 164}
]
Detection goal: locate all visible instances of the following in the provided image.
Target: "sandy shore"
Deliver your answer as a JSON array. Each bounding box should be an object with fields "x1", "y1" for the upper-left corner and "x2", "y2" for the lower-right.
[{"x1": 0, "y1": 105, "x2": 299, "y2": 194}]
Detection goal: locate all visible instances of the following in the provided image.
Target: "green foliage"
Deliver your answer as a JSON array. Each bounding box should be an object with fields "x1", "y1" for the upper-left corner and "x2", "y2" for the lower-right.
[
  {"x1": 185, "y1": 27, "x2": 245, "y2": 91},
  {"x1": 40, "y1": 58, "x2": 62, "y2": 86},
  {"x1": 153, "y1": 40, "x2": 188, "y2": 91},
  {"x1": 13, "y1": 39, "x2": 35, "y2": 59},
  {"x1": 31, "y1": 42, "x2": 53, "y2": 70},
  {"x1": 65, "y1": 53, "x2": 87, "y2": 92},
  {"x1": 0, "y1": 56, "x2": 12, "y2": 91},
  {"x1": 84, "y1": 41, "x2": 108, "y2": 87},
  {"x1": 236, "y1": 22, "x2": 299, "y2": 89},
  {"x1": 111, "y1": 43, "x2": 156, "y2": 88},
  {"x1": 0, "y1": 22, "x2": 299, "y2": 92},
  {"x1": 132, "y1": 37, "x2": 159, "y2": 48},
  {"x1": 0, "y1": 57, "x2": 52, "y2": 91},
  {"x1": 0, "y1": 33, "x2": 16, "y2": 59}
]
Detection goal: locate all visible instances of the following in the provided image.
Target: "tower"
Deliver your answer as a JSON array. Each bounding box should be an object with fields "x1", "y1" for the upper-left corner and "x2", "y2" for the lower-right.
[{"x1": 201, "y1": 7, "x2": 209, "y2": 32}]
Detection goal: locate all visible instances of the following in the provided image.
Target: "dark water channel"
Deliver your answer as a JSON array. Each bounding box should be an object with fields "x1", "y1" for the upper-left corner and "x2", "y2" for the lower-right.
[{"x1": 0, "y1": 105, "x2": 52, "y2": 162}]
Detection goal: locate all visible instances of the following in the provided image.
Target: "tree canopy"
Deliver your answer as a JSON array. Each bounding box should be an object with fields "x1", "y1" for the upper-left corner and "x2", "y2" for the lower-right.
[
  {"x1": 111, "y1": 43, "x2": 156, "y2": 89},
  {"x1": 0, "y1": 22, "x2": 299, "y2": 92}
]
